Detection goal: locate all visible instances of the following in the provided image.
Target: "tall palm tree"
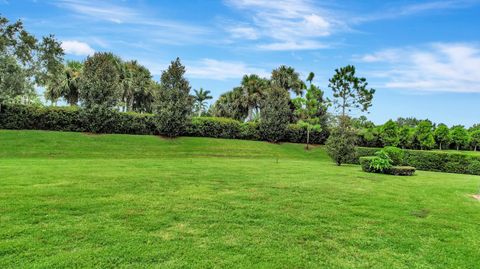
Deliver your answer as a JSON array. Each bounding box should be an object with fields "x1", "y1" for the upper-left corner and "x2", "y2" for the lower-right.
[
  {"x1": 193, "y1": 88, "x2": 212, "y2": 116},
  {"x1": 271, "y1": 65, "x2": 304, "y2": 96},
  {"x1": 241, "y1": 74, "x2": 268, "y2": 122},
  {"x1": 44, "y1": 60, "x2": 83, "y2": 106}
]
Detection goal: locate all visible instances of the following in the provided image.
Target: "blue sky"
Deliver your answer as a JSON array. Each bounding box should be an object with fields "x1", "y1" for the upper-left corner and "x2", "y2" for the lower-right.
[{"x1": 2, "y1": 0, "x2": 480, "y2": 126}]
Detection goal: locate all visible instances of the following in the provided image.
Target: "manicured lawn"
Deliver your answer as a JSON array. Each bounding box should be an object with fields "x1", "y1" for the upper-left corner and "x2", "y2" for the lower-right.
[{"x1": 1, "y1": 130, "x2": 480, "y2": 268}]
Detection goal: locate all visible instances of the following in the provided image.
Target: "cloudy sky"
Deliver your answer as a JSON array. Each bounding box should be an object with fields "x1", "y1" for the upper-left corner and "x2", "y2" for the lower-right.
[{"x1": 2, "y1": 0, "x2": 480, "y2": 126}]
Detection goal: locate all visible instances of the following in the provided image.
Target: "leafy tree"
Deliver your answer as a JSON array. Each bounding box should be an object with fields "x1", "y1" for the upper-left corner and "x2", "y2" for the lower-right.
[
  {"x1": 259, "y1": 86, "x2": 291, "y2": 142},
  {"x1": 44, "y1": 60, "x2": 83, "y2": 106},
  {"x1": 292, "y1": 80, "x2": 326, "y2": 149},
  {"x1": 433, "y1": 123, "x2": 451, "y2": 150},
  {"x1": 271, "y1": 65, "x2": 304, "y2": 96},
  {"x1": 450, "y1": 125, "x2": 469, "y2": 150},
  {"x1": 325, "y1": 65, "x2": 375, "y2": 165},
  {"x1": 241, "y1": 74, "x2": 268, "y2": 121},
  {"x1": 212, "y1": 87, "x2": 248, "y2": 121},
  {"x1": 470, "y1": 129, "x2": 480, "y2": 151},
  {"x1": 155, "y1": 58, "x2": 193, "y2": 137},
  {"x1": 79, "y1": 52, "x2": 123, "y2": 108},
  {"x1": 398, "y1": 126, "x2": 414, "y2": 149},
  {"x1": 0, "y1": 15, "x2": 64, "y2": 106},
  {"x1": 396, "y1": 117, "x2": 420, "y2": 128},
  {"x1": 193, "y1": 88, "x2": 212, "y2": 117},
  {"x1": 414, "y1": 120, "x2": 435, "y2": 150},
  {"x1": 328, "y1": 65, "x2": 375, "y2": 118},
  {"x1": 380, "y1": 119, "x2": 399, "y2": 147}
]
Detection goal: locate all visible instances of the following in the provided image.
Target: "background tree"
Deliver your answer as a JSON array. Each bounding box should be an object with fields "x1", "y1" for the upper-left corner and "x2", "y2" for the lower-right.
[
  {"x1": 398, "y1": 126, "x2": 414, "y2": 149},
  {"x1": 193, "y1": 88, "x2": 212, "y2": 117},
  {"x1": 241, "y1": 74, "x2": 268, "y2": 122},
  {"x1": 212, "y1": 87, "x2": 248, "y2": 121},
  {"x1": 450, "y1": 125, "x2": 469, "y2": 150},
  {"x1": 121, "y1": 60, "x2": 153, "y2": 112},
  {"x1": 0, "y1": 15, "x2": 64, "y2": 107},
  {"x1": 79, "y1": 52, "x2": 123, "y2": 108},
  {"x1": 434, "y1": 124, "x2": 451, "y2": 150},
  {"x1": 155, "y1": 58, "x2": 193, "y2": 137},
  {"x1": 325, "y1": 65, "x2": 375, "y2": 165},
  {"x1": 328, "y1": 65, "x2": 375, "y2": 119},
  {"x1": 271, "y1": 65, "x2": 304, "y2": 96},
  {"x1": 414, "y1": 120, "x2": 435, "y2": 150},
  {"x1": 259, "y1": 86, "x2": 291, "y2": 143},
  {"x1": 292, "y1": 80, "x2": 326, "y2": 149},
  {"x1": 380, "y1": 119, "x2": 400, "y2": 147},
  {"x1": 470, "y1": 129, "x2": 480, "y2": 151}
]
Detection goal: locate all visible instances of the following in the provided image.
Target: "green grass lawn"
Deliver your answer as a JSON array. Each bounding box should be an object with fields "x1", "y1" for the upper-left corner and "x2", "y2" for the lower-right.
[{"x1": 1, "y1": 130, "x2": 480, "y2": 268}]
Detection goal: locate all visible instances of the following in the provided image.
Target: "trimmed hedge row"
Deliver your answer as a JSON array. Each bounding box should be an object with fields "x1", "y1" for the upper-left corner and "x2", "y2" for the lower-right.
[
  {"x1": 0, "y1": 104, "x2": 328, "y2": 144},
  {"x1": 355, "y1": 147, "x2": 480, "y2": 175}
]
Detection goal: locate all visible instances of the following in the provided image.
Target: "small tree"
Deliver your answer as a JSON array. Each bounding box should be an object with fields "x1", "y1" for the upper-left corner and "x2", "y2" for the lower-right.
[
  {"x1": 325, "y1": 123, "x2": 357, "y2": 166},
  {"x1": 259, "y1": 86, "x2": 291, "y2": 143},
  {"x1": 325, "y1": 65, "x2": 375, "y2": 165},
  {"x1": 292, "y1": 81, "x2": 326, "y2": 149},
  {"x1": 79, "y1": 52, "x2": 123, "y2": 108},
  {"x1": 271, "y1": 65, "x2": 304, "y2": 96},
  {"x1": 380, "y1": 119, "x2": 399, "y2": 147},
  {"x1": 414, "y1": 120, "x2": 435, "y2": 150},
  {"x1": 450, "y1": 125, "x2": 469, "y2": 150},
  {"x1": 470, "y1": 130, "x2": 480, "y2": 151},
  {"x1": 154, "y1": 58, "x2": 193, "y2": 137},
  {"x1": 193, "y1": 88, "x2": 213, "y2": 117},
  {"x1": 434, "y1": 123, "x2": 451, "y2": 150}
]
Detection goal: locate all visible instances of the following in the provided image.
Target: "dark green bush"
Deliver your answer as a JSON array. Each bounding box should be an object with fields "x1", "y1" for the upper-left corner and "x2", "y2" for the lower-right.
[
  {"x1": 354, "y1": 146, "x2": 480, "y2": 175},
  {"x1": 187, "y1": 117, "x2": 243, "y2": 139},
  {"x1": 360, "y1": 156, "x2": 376, "y2": 172},
  {"x1": 388, "y1": 166, "x2": 416, "y2": 176},
  {"x1": 285, "y1": 124, "x2": 328, "y2": 145}
]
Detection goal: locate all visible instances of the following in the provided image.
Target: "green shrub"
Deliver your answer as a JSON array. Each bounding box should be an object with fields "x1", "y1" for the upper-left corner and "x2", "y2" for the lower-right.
[
  {"x1": 382, "y1": 146, "x2": 404, "y2": 165},
  {"x1": 285, "y1": 124, "x2": 328, "y2": 145},
  {"x1": 388, "y1": 166, "x2": 416, "y2": 176},
  {"x1": 360, "y1": 156, "x2": 376, "y2": 172},
  {"x1": 187, "y1": 117, "x2": 243, "y2": 139}
]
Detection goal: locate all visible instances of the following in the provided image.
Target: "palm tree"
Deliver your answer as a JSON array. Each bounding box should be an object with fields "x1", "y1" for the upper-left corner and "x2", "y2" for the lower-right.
[
  {"x1": 271, "y1": 65, "x2": 304, "y2": 96},
  {"x1": 241, "y1": 74, "x2": 268, "y2": 122},
  {"x1": 212, "y1": 87, "x2": 248, "y2": 121},
  {"x1": 193, "y1": 88, "x2": 212, "y2": 116},
  {"x1": 44, "y1": 60, "x2": 83, "y2": 106}
]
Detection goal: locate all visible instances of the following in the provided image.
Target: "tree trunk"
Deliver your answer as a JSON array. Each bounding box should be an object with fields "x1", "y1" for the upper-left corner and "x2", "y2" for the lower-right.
[
  {"x1": 457, "y1": 145, "x2": 460, "y2": 151},
  {"x1": 246, "y1": 106, "x2": 253, "y2": 122},
  {"x1": 475, "y1": 145, "x2": 477, "y2": 151},
  {"x1": 306, "y1": 128, "x2": 310, "y2": 150},
  {"x1": 198, "y1": 109, "x2": 202, "y2": 117},
  {"x1": 439, "y1": 143, "x2": 442, "y2": 150}
]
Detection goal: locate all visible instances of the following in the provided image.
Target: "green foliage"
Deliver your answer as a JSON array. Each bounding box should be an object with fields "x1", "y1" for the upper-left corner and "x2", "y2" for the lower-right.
[
  {"x1": 211, "y1": 87, "x2": 248, "y2": 121},
  {"x1": 328, "y1": 65, "x2": 375, "y2": 117},
  {"x1": 369, "y1": 153, "x2": 393, "y2": 172},
  {"x1": 433, "y1": 123, "x2": 451, "y2": 150},
  {"x1": 388, "y1": 166, "x2": 416, "y2": 176},
  {"x1": 79, "y1": 52, "x2": 123, "y2": 108},
  {"x1": 0, "y1": 55, "x2": 34, "y2": 104},
  {"x1": 121, "y1": 60, "x2": 154, "y2": 113},
  {"x1": 193, "y1": 88, "x2": 212, "y2": 117},
  {"x1": 414, "y1": 120, "x2": 435, "y2": 150},
  {"x1": 380, "y1": 119, "x2": 399, "y2": 147},
  {"x1": 154, "y1": 58, "x2": 193, "y2": 137},
  {"x1": 271, "y1": 65, "x2": 304, "y2": 96},
  {"x1": 355, "y1": 146, "x2": 480, "y2": 175},
  {"x1": 450, "y1": 125, "x2": 469, "y2": 150},
  {"x1": 325, "y1": 126, "x2": 357, "y2": 166},
  {"x1": 292, "y1": 80, "x2": 327, "y2": 148},
  {"x1": 398, "y1": 126, "x2": 414, "y2": 149},
  {"x1": 470, "y1": 129, "x2": 480, "y2": 151},
  {"x1": 382, "y1": 146, "x2": 404, "y2": 165},
  {"x1": 259, "y1": 86, "x2": 291, "y2": 142}
]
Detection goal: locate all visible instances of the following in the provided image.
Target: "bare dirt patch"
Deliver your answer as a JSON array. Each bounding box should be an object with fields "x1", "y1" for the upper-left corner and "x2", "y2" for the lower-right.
[{"x1": 472, "y1": 194, "x2": 480, "y2": 201}]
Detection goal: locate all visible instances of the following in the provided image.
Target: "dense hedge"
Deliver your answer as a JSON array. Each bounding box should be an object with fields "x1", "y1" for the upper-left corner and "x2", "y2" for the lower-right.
[
  {"x1": 0, "y1": 104, "x2": 328, "y2": 144},
  {"x1": 355, "y1": 147, "x2": 480, "y2": 175},
  {"x1": 360, "y1": 157, "x2": 415, "y2": 176}
]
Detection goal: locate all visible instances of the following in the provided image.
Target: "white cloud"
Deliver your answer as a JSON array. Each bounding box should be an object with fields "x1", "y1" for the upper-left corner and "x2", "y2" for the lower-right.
[
  {"x1": 358, "y1": 43, "x2": 480, "y2": 93},
  {"x1": 56, "y1": 0, "x2": 137, "y2": 24},
  {"x1": 224, "y1": 0, "x2": 341, "y2": 50},
  {"x1": 186, "y1": 59, "x2": 269, "y2": 80},
  {"x1": 61, "y1": 40, "x2": 94, "y2": 56},
  {"x1": 227, "y1": 26, "x2": 259, "y2": 40}
]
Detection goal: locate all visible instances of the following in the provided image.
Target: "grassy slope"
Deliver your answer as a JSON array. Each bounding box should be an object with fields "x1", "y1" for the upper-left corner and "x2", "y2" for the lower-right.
[{"x1": 1, "y1": 130, "x2": 480, "y2": 268}]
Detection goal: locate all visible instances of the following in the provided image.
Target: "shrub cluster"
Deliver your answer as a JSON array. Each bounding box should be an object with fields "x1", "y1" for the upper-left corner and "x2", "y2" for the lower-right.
[
  {"x1": 0, "y1": 104, "x2": 328, "y2": 144},
  {"x1": 359, "y1": 155, "x2": 415, "y2": 176},
  {"x1": 355, "y1": 146, "x2": 480, "y2": 175}
]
